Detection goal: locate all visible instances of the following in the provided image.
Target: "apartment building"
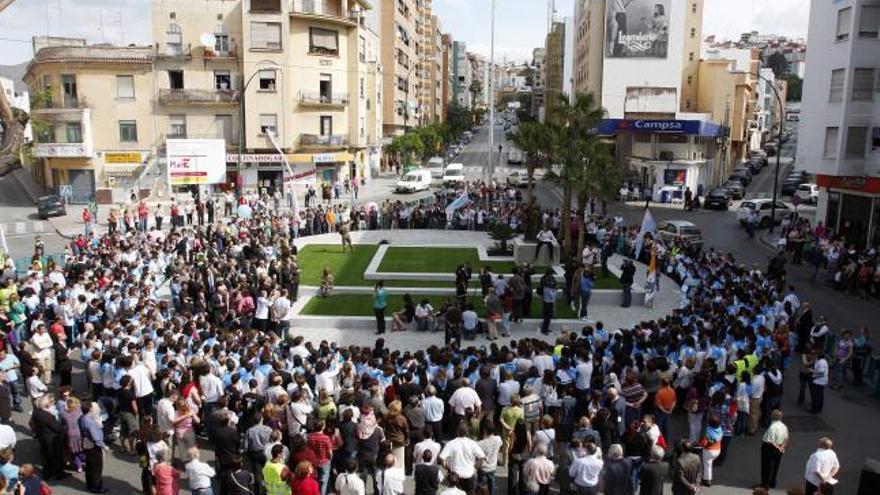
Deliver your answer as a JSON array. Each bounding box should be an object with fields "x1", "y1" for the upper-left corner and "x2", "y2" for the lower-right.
[
  {"x1": 573, "y1": 0, "x2": 603, "y2": 98},
  {"x1": 440, "y1": 33, "x2": 454, "y2": 109},
  {"x1": 24, "y1": 41, "x2": 155, "y2": 203},
  {"x1": 797, "y1": 0, "x2": 880, "y2": 248},
  {"x1": 532, "y1": 47, "x2": 546, "y2": 118},
  {"x1": 543, "y1": 22, "x2": 565, "y2": 121},
  {"x1": 425, "y1": 15, "x2": 445, "y2": 123},
  {"x1": 381, "y1": 0, "x2": 418, "y2": 136},
  {"x1": 452, "y1": 41, "x2": 471, "y2": 108}
]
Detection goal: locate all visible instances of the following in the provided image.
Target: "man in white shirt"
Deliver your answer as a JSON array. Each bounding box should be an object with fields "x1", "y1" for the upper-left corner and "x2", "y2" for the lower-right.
[
  {"x1": 497, "y1": 371, "x2": 520, "y2": 407},
  {"x1": 477, "y1": 427, "x2": 502, "y2": 492},
  {"x1": 156, "y1": 389, "x2": 179, "y2": 441},
  {"x1": 185, "y1": 447, "x2": 215, "y2": 495},
  {"x1": 804, "y1": 437, "x2": 839, "y2": 495},
  {"x1": 377, "y1": 453, "x2": 405, "y2": 495},
  {"x1": 748, "y1": 370, "x2": 765, "y2": 435},
  {"x1": 439, "y1": 426, "x2": 486, "y2": 493},
  {"x1": 199, "y1": 369, "x2": 224, "y2": 438},
  {"x1": 448, "y1": 380, "x2": 482, "y2": 417},
  {"x1": 30, "y1": 325, "x2": 54, "y2": 384},
  {"x1": 809, "y1": 351, "x2": 829, "y2": 414},
  {"x1": 127, "y1": 357, "x2": 156, "y2": 415},
  {"x1": 569, "y1": 443, "x2": 604, "y2": 493},
  {"x1": 272, "y1": 290, "x2": 292, "y2": 340},
  {"x1": 413, "y1": 428, "x2": 442, "y2": 466},
  {"x1": 335, "y1": 458, "x2": 366, "y2": 495},
  {"x1": 534, "y1": 228, "x2": 556, "y2": 262}
]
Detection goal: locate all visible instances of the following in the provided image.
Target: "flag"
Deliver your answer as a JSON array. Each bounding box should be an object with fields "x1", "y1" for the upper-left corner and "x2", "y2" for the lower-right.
[
  {"x1": 0, "y1": 224, "x2": 8, "y2": 257},
  {"x1": 634, "y1": 207, "x2": 657, "y2": 259},
  {"x1": 267, "y1": 131, "x2": 300, "y2": 215},
  {"x1": 445, "y1": 190, "x2": 470, "y2": 217},
  {"x1": 644, "y1": 246, "x2": 659, "y2": 307}
]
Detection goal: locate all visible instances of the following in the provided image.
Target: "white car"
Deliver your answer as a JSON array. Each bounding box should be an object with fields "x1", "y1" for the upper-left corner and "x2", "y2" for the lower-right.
[
  {"x1": 426, "y1": 157, "x2": 445, "y2": 179},
  {"x1": 795, "y1": 183, "x2": 819, "y2": 204},
  {"x1": 442, "y1": 163, "x2": 466, "y2": 186},
  {"x1": 737, "y1": 198, "x2": 792, "y2": 228},
  {"x1": 395, "y1": 169, "x2": 432, "y2": 193},
  {"x1": 506, "y1": 171, "x2": 529, "y2": 187}
]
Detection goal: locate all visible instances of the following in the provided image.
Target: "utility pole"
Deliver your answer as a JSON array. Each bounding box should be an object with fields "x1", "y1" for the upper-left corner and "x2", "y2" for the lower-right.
[{"x1": 488, "y1": 0, "x2": 496, "y2": 180}]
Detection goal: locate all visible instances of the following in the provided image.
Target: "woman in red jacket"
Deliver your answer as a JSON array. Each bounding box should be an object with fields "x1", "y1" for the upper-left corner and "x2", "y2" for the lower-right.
[{"x1": 289, "y1": 460, "x2": 320, "y2": 495}]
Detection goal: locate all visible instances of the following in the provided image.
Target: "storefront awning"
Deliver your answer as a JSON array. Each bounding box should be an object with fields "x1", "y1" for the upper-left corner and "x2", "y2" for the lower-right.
[{"x1": 226, "y1": 152, "x2": 355, "y2": 164}]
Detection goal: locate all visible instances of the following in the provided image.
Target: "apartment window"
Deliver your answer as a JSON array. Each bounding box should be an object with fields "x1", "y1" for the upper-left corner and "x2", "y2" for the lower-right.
[
  {"x1": 65, "y1": 122, "x2": 82, "y2": 143},
  {"x1": 215, "y1": 114, "x2": 233, "y2": 142},
  {"x1": 214, "y1": 25, "x2": 230, "y2": 54},
  {"x1": 360, "y1": 77, "x2": 365, "y2": 99},
  {"x1": 169, "y1": 115, "x2": 187, "y2": 138},
  {"x1": 688, "y1": 52, "x2": 694, "y2": 61},
  {"x1": 251, "y1": 21, "x2": 282, "y2": 50},
  {"x1": 837, "y1": 7, "x2": 852, "y2": 41},
  {"x1": 259, "y1": 70, "x2": 277, "y2": 91},
  {"x1": 320, "y1": 116, "x2": 333, "y2": 136},
  {"x1": 873, "y1": 128, "x2": 880, "y2": 151},
  {"x1": 61, "y1": 74, "x2": 77, "y2": 108},
  {"x1": 42, "y1": 75, "x2": 52, "y2": 92},
  {"x1": 259, "y1": 114, "x2": 277, "y2": 135},
  {"x1": 687, "y1": 75, "x2": 693, "y2": 85},
  {"x1": 853, "y1": 68, "x2": 875, "y2": 100},
  {"x1": 119, "y1": 121, "x2": 138, "y2": 142},
  {"x1": 823, "y1": 127, "x2": 839, "y2": 158},
  {"x1": 360, "y1": 117, "x2": 365, "y2": 137},
  {"x1": 166, "y1": 23, "x2": 183, "y2": 55},
  {"x1": 690, "y1": 28, "x2": 696, "y2": 38},
  {"x1": 829, "y1": 69, "x2": 845, "y2": 102},
  {"x1": 319, "y1": 73, "x2": 332, "y2": 101},
  {"x1": 859, "y1": 6, "x2": 880, "y2": 38},
  {"x1": 116, "y1": 75, "x2": 135, "y2": 99},
  {"x1": 692, "y1": 2, "x2": 697, "y2": 14},
  {"x1": 250, "y1": 0, "x2": 281, "y2": 12},
  {"x1": 214, "y1": 70, "x2": 232, "y2": 90},
  {"x1": 168, "y1": 70, "x2": 184, "y2": 90},
  {"x1": 846, "y1": 126, "x2": 868, "y2": 157},
  {"x1": 359, "y1": 36, "x2": 366, "y2": 63},
  {"x1": 309, "y1": 28, "x2": 339, "y2": 56}
]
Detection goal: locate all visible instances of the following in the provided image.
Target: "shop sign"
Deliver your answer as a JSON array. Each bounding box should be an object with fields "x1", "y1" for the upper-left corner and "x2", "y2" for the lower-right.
[
  {"x1": 104, "y1": 152, "x2": 142, "y2": 164},
  {"x1": 312, "y1": 153, "x2": 338, "y2": 163},
  {"x1": 225, "y1": 153, "x2": 285, "y2": 163}
]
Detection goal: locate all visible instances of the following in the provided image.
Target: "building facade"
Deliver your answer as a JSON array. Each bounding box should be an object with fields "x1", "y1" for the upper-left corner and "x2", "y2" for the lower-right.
[
  {"x1": 452, "y1": 41, "x2": 471, "y2": 108},
  {"x1": 797, "y1": 0, "x2": 880, "y2": 248},
  {"x1": 573, "y1": 0, "x2": 603, "y2": 99},
  {"x1": 381, "y1": 0, "x2": 418, "y2": 136}
]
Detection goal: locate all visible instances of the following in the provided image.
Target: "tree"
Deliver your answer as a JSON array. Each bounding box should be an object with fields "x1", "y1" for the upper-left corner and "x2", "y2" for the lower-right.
[
  {"x1": 784, "y1": 74, "x2": 803, "y2": 101},
  {"x1": 468, "y1": 79, "x2": 483, "y2": 109},
  {"x1": 386, "y1": 132, "x2": 424, "y2": 168},
  {"x1": 765, "y1": 52, "x2": 789, "y2": 79},
  {"x1": 0, "y1": 84, "x2": 29, "y2": 176},
  {"x1": 509, "y1": 121, "x2": 553, "y2": 240},
  {"x1": 446, "y1": 103, "x2": 474, "y2": 138}
]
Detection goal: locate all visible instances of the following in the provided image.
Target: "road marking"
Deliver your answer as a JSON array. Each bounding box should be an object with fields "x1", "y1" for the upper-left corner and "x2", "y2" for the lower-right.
[
  {"x1": 14, "y1": 222, "x2": 26, "y2": 234},
  {"x1": 33, "y1": 222, "x2": 45, "y2": 233}
]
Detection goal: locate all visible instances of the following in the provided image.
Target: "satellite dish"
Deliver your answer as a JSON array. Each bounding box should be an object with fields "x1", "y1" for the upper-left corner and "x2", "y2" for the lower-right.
[{"x1": 200, "y1": 33, "x2": 217, "y2": 48}]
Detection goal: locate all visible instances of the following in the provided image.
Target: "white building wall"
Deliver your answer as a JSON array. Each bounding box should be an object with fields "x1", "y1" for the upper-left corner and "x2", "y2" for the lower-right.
[
  {"x1": 797, "y1": 0, "x2": 880, "y2": 178},
  {"x1": 601, "y1": 0, "x2": 687, "y2": 118},
  {"x1": 562, "y1": 16, "x2": 575, "y2": 103}
]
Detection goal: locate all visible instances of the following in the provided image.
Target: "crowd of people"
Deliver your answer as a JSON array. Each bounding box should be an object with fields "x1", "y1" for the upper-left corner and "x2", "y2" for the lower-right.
[{"x1": 0, "y1": 183, "x2": 864, "y2": 495}]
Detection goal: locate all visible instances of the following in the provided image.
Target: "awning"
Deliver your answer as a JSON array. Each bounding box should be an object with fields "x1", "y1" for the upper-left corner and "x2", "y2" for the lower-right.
[{"x1": 599, "y1": 119, "x2": 724, "y2": 138}]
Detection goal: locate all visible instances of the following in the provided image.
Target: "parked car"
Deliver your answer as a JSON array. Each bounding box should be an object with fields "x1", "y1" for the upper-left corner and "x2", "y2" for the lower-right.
[
  {"x1": 746, "y1": 157, "x2": 764, "y2": 174},
  {"x1": 442, "y1": 163, "x2": 466, "y2": 186},
  {"x1": 37, "y1": 194, "x2": 66, "y2": 219},
  {"x1": 780, "y1": 173, "x2": 807, "y2": 195},
  {"x1": 506, "y1": 171, "x2": 529, "y2": 187},
  {"x1": 728, "y1": 172, "x2": 751, "y2": 187},
  {"x1": 764, "y1": 143, "x2": 777, "y2": 156},
  {"x1": 737, "y1": 198, "x2": 792, "y2": 228},
  {"x1": 722, "y1": 181, "x2": 745, "y2": 200},
  {"x1": 795, "y1": 183, "x2": 819, "y2": 204},
  {"x1": 703, "y1": 188, "x2": 732, "y2": 210},
  {"x1": 657, "y1": 220, "x2": 704, "y2": 247},
  {"x1": 395, "y1": 169, "x2": 433, "y2": 193},
  {"x1": 507, "y1": 148, "x2": 523, "y2": 164},
  {"x1": 733, "y1": 166, "x2": 753, "y2": 179},
  {"x1": 426, "y1": 156, "x2": 446, "y2": 179}
]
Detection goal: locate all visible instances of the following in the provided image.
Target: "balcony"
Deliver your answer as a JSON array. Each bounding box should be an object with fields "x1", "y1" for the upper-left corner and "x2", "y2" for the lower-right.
[
  {"x1": 154, "y1": 43, "x2": 193, "y2": 60},
  {"x1": 298, "y1": 91, "x2": 350, "y2": 108},
  {"x1": 158, "y1": 88, "x2": 238, "y2": 106},
  {"x1": 299, "y1": 133, "x2": 349, "y2": 150},
  {"x1": 31, "y1": 99, "x2": 90, "y2": 121},
  {"x1": 203, "y1": 41, "x2": 238, "y2": 61},
  {"x1": 290, "y1": 0, "x2": 358, "y2": 27},
  {"x1": 35, "y1": 142, "x2": 92, "y2": 158}
]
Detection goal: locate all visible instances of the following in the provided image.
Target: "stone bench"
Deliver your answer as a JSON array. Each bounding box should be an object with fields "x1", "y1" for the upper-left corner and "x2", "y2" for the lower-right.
[{"x1": 512, "y1": 237, "x2": 560, "y2": 266}]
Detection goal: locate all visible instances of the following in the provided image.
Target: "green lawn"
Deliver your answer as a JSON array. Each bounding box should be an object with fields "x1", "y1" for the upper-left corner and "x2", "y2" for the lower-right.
[
  {"x1": 377, "y1": 246, "x2": 518, "y2": 274},
  {"x1": 300, "y1": 293, "x2": 579, "y2": 319}
]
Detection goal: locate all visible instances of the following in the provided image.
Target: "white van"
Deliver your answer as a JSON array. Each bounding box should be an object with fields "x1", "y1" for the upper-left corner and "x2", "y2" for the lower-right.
[
  {"x1": 395, "y1": 169, "x2": 433, "y2": 193},
  {"x1": 427, "y1": 157, "x2": 445, "y2": 179},
  {"x1": 442, "y1": 163, "x2": 465, "y2": 185},
  {"x1": 507, "y1": 148, "x2": 523, "y2": 164}
]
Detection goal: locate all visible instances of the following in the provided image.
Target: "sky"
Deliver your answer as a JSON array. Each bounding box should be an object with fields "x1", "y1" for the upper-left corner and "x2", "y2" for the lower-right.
[{"x1": 0, "y1": 0, "x2": 811, "y2": 66}]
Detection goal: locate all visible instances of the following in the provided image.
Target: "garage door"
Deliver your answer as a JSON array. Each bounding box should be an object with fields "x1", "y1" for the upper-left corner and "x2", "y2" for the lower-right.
[{"x1": 68, "y1": 169, "x2": 95, "y2": 204}]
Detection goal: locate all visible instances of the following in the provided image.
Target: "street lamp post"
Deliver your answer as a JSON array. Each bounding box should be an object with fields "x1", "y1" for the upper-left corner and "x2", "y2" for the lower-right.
[
  {"x1": 488, "y1": 0, "x2": 497, "y2": 180},
  {"x1": 753, "y1": 71, "x2": 785, "y2": 234},
  {"x1": 236, "y1": 61, "x2": 282, "y2": 197}
]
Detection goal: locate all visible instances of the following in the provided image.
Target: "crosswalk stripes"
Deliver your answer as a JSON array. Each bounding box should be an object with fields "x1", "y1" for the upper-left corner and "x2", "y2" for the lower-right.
[{"x1": 1, "y1": 221, "x2": 49, "y2": 236}]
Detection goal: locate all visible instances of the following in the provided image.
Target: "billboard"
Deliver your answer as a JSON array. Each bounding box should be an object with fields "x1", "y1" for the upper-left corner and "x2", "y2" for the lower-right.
[
  {"x1": 605, "y1": 0, "x2": 670, "y2": 58},
  {"x1": 167, "y1": 139, "x2": 226, "y2": 186}
]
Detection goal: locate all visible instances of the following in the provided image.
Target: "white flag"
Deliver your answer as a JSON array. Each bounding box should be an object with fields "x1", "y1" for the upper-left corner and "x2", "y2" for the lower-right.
[{"x1": 634, "y1": 207, "x2": 657, "y2": 259}]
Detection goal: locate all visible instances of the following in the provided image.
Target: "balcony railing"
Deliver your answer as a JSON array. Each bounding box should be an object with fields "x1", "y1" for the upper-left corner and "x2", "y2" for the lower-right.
[
  {"x1": 290, "y1": 0, "x2": 358, "y2": 24},
  {"x1": 298, "y1": 91, "x2": 350, "y2": 107},
  {"x1": 203, "y1": 41, "x2": 238, "y2": 60},
  {"x1": 299, "y1": 133, "x2": 349, "y2": 148},
  {"x1": 155, "y1": 43, "x2": 193, "y2": 60},
  {"x1": 32, "y1": 96, "x2": 89, "y2": 112},
  {"x1": 35, "y1": 142, "x2": 91, "y2": 158},
  {"x1": 158, "y1": 88, "x2": 238, "y2": 106}
]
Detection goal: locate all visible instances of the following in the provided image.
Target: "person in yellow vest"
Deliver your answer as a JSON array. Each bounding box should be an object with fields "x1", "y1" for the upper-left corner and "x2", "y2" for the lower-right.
[{"x1": 262, "y1": 444, "x2": 293, "y2": 495}]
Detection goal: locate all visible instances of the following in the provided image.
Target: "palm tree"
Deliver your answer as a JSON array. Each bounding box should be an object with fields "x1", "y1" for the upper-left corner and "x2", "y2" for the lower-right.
[
  {"x1": 509, "y1": 121, "x2": 553, "y2": 240},
  {"x1": 545, "y1": 92, "x2": 611, "y2": 259}
]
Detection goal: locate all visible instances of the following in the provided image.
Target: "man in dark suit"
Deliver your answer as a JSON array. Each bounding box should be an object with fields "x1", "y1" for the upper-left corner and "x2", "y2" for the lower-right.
[
  {"x1": 639, "y1": 445, "x2": 669, "y2": 495},
  {"x1": 213, "y1": 412, "x2": 241, "y2": 495},
  {"x1": 79, "y1": 400, "x2": 108, "y2": 493},
  {"x1": 796, "y1": 302, "x2": 814, "y2": 353},
  {"x1": 30, "y1": 396, "x2": 67, "y2": 480},
  {"x1": 671, "y1": 440, "x2": 701, "y2": 495}
]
